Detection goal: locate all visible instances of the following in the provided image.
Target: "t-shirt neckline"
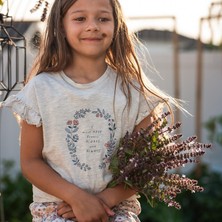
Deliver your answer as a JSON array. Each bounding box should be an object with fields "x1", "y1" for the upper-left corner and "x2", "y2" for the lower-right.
[{"x1": 60, "y1": 66, "x2": 110, "y2": 89}]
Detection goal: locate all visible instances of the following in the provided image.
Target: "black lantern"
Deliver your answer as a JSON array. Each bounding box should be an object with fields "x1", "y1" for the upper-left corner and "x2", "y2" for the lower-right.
[{"x1": 0, "y1": 13, "x2": 26, "y2": 101}]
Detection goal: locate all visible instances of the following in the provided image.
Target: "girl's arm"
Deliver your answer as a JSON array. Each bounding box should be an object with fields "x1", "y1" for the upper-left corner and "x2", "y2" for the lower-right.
[{"x1": 20, "y1": 120, "x2": 113, "y2": 221}]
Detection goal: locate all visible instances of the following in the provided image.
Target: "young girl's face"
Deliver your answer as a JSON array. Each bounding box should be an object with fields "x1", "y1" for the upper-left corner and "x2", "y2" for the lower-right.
[{"x1": 62, "y1": 0, "x2": 115, "y2": 60}]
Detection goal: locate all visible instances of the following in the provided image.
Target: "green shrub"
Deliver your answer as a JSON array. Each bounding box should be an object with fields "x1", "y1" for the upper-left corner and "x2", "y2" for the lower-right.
[
  {"x1": 0, "y1": 160, "x2": 32, "y2": 221},
  {"x1": 204, "y1": 115, "x2": 222, "y2": 146}
]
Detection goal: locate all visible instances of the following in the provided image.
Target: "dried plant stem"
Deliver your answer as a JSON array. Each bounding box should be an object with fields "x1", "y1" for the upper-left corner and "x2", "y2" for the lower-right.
[{"x1": 30, "y1": 0, "x2": 49, "y2": 22}]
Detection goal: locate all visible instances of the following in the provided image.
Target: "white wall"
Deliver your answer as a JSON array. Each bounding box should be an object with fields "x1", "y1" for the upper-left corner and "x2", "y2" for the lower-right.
[{"x1": 0, "y1": 106, "x2": 20, "y2": 174}]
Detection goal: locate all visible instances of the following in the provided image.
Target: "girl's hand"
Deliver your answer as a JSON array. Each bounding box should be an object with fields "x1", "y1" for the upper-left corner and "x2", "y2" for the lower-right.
[
  {"x1": 57, "y1": 202, "x2": 76, "y2": 219},
  {"x1": 57, "y1": 200, "x2": 114, "y2": 220},
  {"x1": 62, "y1": 189, "x2": 115, "y2": 221}
]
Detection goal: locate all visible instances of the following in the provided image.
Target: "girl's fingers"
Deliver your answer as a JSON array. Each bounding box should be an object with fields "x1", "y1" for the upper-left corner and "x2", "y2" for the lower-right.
[
  {"x1": 57, "y1": 202, "x2": 75, "y2": 218},
  {"x1": 61, "y1": 211, "x2": 76, "y2": 219},
  {"x1": 101, "y1": 201, "x2": 115, "y2": 217},
  {"x1": 57, "y1": 201, "x2": 68, "y2": 211},
  {"x1": 57, "y1": 199, "x2": 114, "y2": 221}
]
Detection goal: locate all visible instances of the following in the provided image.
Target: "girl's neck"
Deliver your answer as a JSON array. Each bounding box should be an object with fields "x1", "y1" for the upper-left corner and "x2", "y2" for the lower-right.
[{"x1": 64, "y1": 57, "x2": 107, "y2": 84}]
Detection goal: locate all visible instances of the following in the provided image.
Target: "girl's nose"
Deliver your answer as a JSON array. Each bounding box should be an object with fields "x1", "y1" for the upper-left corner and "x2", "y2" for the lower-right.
[{"x1": 85, "y1": 20, "x2": 99, "y2": 31}]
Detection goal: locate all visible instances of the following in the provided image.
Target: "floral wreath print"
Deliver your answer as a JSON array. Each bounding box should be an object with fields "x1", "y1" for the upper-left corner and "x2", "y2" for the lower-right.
[{"x1": 65, "y1": 108, "x2": 117, "y2": 171}]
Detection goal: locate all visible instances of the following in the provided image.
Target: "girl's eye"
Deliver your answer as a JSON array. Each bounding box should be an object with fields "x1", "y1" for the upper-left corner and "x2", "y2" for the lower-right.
[
  {"x1": 74, "y1": 17, "x2": 85, "y2": 22},
  {"x1": 98, "y1": 17, "x2": 109, "y2": 22}
]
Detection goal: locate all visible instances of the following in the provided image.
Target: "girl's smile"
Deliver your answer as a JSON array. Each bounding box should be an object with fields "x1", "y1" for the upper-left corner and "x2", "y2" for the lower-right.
[{"x1": 81, "y1": 36, "x2": 103, "y2": 42}]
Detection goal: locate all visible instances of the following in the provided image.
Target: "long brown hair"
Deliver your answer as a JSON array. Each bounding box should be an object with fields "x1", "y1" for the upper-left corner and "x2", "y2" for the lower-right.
[
  {"x1": 28, "y1": 0, "x2": 76, "y2": 77},
  {"x1": 28, "y1": 0, "x2": 183, "y2": 120}
]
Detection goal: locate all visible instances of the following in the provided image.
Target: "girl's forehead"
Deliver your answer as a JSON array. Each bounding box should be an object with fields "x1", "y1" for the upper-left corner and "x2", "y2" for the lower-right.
[{"x1": 69, "y1": 0, "x2": 113, "y2": 12}]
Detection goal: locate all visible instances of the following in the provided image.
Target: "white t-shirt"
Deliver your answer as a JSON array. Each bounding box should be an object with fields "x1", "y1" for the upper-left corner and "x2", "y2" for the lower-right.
[{"x1": 2, "y1": 66, "x2": 161, "y2": 202}]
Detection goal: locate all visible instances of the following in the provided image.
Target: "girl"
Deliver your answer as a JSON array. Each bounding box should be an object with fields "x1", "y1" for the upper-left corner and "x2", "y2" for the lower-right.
[{"x1": 1, "y1": 0, "x2": 182, "y2": 221}]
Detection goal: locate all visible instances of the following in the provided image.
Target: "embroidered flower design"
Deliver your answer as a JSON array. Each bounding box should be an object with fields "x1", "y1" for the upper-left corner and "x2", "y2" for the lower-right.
[{"x1": 65, "y1": 108, "x2": 117, "y2": 171}]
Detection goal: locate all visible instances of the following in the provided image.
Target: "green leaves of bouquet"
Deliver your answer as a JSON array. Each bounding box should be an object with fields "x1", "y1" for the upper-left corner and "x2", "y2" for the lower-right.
[{"x1": 108, "y1": 112, "x2": 211, "y2": 209}]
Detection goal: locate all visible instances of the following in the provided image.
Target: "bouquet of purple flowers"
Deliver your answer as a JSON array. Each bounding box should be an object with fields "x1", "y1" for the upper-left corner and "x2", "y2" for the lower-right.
[{"x1": 108, "y1": 112, "x2": 211, "y2": 209}]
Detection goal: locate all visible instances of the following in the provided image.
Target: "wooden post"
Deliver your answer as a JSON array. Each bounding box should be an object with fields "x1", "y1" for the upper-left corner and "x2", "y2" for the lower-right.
[
  {"x1": 196, "y1": 18, "x2": 203, "y2": 141},
  {"x1": 172, "y1": 17, "x2": 180, "y2": 124}
]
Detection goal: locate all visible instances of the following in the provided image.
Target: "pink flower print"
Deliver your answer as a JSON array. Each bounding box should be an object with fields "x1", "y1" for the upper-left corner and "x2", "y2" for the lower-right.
[
  {"x1": 73, "y1": 120, "x2": 79, "y2": 125},
  {"x1": 45, "y1": 204, "x2": 56, "y2": 214},
  {"x1": 105, "y1": 142, "x2": 112, "y2": 148},
  {"x1": 67, "y1": 120, "x2": 72, "y2": 125}
]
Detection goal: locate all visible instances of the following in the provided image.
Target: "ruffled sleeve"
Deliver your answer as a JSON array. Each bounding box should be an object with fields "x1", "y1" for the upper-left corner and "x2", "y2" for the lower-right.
[{"x1": 0, "y1": 79, "x2": 42, "y2": 127}]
